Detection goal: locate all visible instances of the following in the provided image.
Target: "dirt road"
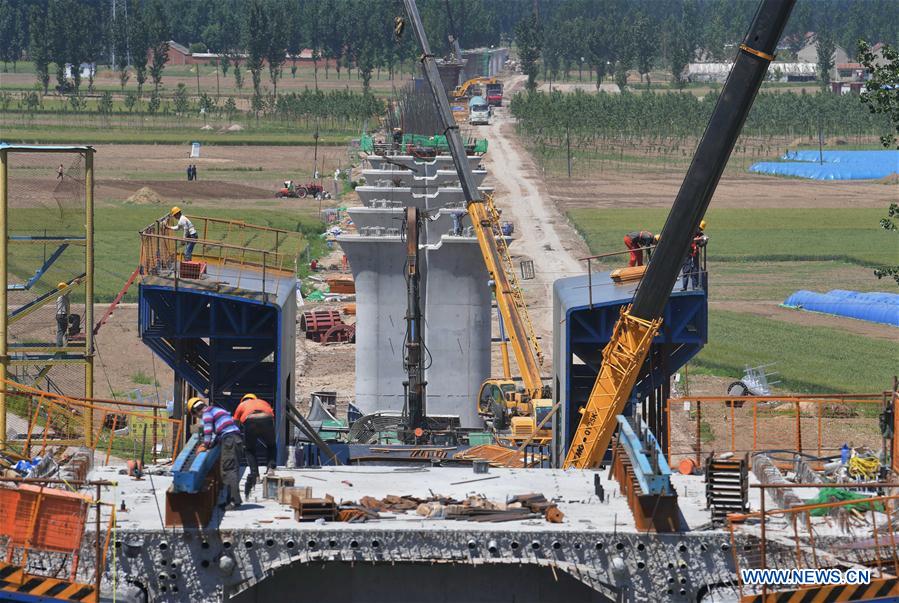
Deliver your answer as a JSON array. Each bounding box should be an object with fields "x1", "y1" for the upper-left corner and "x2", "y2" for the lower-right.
[{"x1": 479, "y1": 76, "x2": 589, "y2": 358}]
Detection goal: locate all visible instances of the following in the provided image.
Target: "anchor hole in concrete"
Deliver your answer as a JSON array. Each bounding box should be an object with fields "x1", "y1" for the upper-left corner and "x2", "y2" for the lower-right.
[
  {"x1": 223, "y1": 542, "x2": 232, "y2": 549},
  {"x1": 266, "y1": 539, "x2": 275, "y2": 547},
  {"x1": 201, "y1": 560, "x2": 210, "y2": 568}
]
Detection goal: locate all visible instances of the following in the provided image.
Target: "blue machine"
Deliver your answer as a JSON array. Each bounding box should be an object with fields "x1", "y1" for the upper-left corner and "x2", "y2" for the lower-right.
[
  {"x1": 616, "y1": 415, "x2": 673, "y2": 496},
  {"x1": 171, "y1": 433, "x2": 221, "y2": 493},
  {"x1": 139, "y1": 263, "x2": 296, "y2": 463},
  {"x1": 553, "y1": 270, "x2": 708, "y2": 457}
]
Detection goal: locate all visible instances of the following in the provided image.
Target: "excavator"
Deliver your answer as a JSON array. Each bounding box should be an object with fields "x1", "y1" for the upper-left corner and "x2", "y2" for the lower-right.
[
  {"x1": 451, "y1": 77, "x2": 498, "y2": 102},
  {"x1": 401, "y1": 0, "x2": 552, "y2": 445}
]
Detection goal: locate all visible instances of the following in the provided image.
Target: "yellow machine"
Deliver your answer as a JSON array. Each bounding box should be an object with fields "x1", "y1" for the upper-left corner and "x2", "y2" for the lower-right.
[
  {"x1": 451, "y1": 77, "x2": 497, "y2": 102},
  {"x1": 470, "y1": 194, "x2": 552, "y2": 445},
  {"x1": 401, "y1": 6, "x2": 550, "y2": 445}
]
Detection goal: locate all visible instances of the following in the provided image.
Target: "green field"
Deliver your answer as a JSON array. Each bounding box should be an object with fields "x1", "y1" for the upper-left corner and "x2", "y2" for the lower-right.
[
  {"x1": 9, "y1": 206, "x2": 325, "y2": 303},
  {"x1": 0, "y1": 124, "x2": 357, "y2": 146},
  {"x1": 568, "y1": 207, "x2": 894, "y2": 268},
  {"x1": 567, "y1": 206, "x2": 897, "y2": 394},
  {"x1": 695, "y1": 311, "x2": 896, "y2": 393}
]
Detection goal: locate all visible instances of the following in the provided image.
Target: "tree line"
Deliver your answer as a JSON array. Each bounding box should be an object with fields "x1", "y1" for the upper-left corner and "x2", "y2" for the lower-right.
[
  {"x1": 511, "y1": 88, "x2": 893, "y2": 141},
  {"x1": 0, "y1": 0, "x2": 895, "y2": 96}
]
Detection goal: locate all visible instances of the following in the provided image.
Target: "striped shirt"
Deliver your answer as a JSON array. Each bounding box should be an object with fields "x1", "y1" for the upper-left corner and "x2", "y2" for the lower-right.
[{"x1": 202, "y1": 405, "x2": 240, "y2": 447}]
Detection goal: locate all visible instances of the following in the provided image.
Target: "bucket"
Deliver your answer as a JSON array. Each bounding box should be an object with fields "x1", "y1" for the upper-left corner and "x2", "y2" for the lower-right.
[{"x1": 677, "y1": 458, "x2": 698, "y2": 475}]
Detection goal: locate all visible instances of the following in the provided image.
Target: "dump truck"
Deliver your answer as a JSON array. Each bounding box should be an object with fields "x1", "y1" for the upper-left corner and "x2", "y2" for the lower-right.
[
  {"x1": 468, "y1": 96, "x2": 491, "y2": 126},
  {"x1": 485, "y1": 83, "x2": 503, "y2": 107}
]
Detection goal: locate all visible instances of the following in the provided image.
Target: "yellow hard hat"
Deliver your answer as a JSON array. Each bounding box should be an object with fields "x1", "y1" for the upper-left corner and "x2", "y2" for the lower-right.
[
  {"x1": 170, "y1": 206, "x2": 182, "y2": 215},
  {"x1": 240, "y1": 393, "x2": 257, "y2": 402},
  {"x1": 653, "y1": 234, "x2": 661, "y2": 242},
  {"x1": 57, "y1": 282, "x2": 68, "y2": 290},
  {"x1": 699, "y1": 220, "x2": 707, "y2": 230},
  {"x1": 186, "y1": 396, "x2": 206, "y2": 414}
]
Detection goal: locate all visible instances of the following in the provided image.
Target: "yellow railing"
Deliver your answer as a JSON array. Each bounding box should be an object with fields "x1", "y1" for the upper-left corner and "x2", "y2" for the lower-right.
[{"x1": 138, "y1": 215, "x2": 303, "y2": 298}]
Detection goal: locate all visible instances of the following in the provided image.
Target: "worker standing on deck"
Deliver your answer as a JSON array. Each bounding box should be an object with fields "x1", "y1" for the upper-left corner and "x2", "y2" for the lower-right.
[
  {"x1": 681, "y1": 220, "x2": 709, "y2": 291},
  {"x1": 55, "y1": 282, "x2": 70, "y2": 348},
  {"x1": 623, "y1": 231, "x2": 656, "y2": 267},
  {"x1": 233, "y1": 393, "x2": 277, "y2": 499},
  {"x1": 188, "y1": 397, "x2": 243, "y2": 509},
  {"x1": 166, "y1": 206, "x2": 198, "y2": 261}
]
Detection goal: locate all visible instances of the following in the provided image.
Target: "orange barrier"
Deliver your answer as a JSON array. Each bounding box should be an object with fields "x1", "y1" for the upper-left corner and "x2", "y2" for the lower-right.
[
  {"x1": 666, "y1": 395, "x2": 884, "y2": 466},
  {"x1": 1, "y1": 484, "x2": 90, "y2": 580}
]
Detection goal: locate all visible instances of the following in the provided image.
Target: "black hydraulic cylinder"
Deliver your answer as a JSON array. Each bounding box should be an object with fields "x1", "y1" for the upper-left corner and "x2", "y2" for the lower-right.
[{"x1": 631, "y1": 0, "x2": 794, "y2": 320}]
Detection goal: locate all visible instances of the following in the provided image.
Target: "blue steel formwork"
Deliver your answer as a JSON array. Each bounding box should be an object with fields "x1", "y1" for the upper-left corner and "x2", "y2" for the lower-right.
[
  {"x1": 138, "y1": 264, "x2": 296, "y2": 464},
  {"x1": 552, "y1": 271, "x2": 708, "y2": 460}
]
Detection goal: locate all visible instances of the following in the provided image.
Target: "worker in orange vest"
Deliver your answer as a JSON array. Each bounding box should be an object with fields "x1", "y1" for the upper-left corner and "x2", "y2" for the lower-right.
[{"x1": 233, "y1": 393, "x2": 277, "y2": 498}]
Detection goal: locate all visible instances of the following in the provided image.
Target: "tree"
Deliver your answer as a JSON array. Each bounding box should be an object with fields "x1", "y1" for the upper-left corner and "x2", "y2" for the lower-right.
[
  {"x1": 0, "y1": 1, "x2": 21, "y2": 71},
  {"x1": 858, "y1": 40, "x2": 899, "y2": 285},
  {"x1": 173, "y1": 83, "x2": 189, "y2": 115},
  {"x1": 146, "y1": 0, "x2": 170, "y2": 93},
  {"x1": 858, "y1": 41, "x2": 899, "y2": 148},
  {"x1": 244, "y1": 0, "x2": 268, "y2": 97},
  {"x1": 816, "y1": 29, "x2": 836, "y2": 90},
  {"x1": 129, "y1": 0, "x2": 150, "y2": 96},
  {"x1": 112, "y1": 3, "x2": 129, "y2": 92},
  {"x1": 631, "y1": 12, "x2": 655, "y2": 87},
  {"x1": 28, "y1": 6, "x2": 51, "y2": 94},
  {"x1": 515, "y1": 13, "x2": 542, "y2": 93},
  {"x1": 669, "y1": 22, "x2": 692, "y2": 88},
  {"x1": 47, "y1": 0, "x2": 68, "y2": 92},
  {"x1": 265, "y1": 0, "x2": 289, "y2": 96}
]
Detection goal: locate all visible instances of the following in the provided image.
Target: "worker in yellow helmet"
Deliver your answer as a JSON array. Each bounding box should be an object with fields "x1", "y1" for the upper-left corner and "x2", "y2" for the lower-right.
[
  {"x1": 55, "y1": 282, "x2": 70, "y2": 348},
  {"x1": 682, "y1": 220, "x2": 709, "y2": 291},
  {"x1": 233, "y1": 393, "x2": 277, "y2": 499},
  {"x1": 166, "y1": 206, "x2": 198, "y2": 261},
  {"x1": 187, "y1": 396, "x2": 243, "y2": 510}
]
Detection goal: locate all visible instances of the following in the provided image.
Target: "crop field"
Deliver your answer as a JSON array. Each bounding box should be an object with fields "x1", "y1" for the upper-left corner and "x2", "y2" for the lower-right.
[{"x1": 566, "y1": 206, "x2": 897, "y2": 394}]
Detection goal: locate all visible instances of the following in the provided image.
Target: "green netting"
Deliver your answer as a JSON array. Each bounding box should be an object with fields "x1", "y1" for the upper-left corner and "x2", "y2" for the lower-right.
[
  {"x1": 805, "y1": 488, "x2": 884, "y2": 516},
  {"x1": 361, "y1": 132, "x2": 487, "y2": 154},
  {"x1": 360, "y1": 133, "x2": 374, "y2": 153}
]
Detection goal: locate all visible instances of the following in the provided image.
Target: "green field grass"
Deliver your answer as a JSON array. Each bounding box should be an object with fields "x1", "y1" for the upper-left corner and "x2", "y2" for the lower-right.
[
  {"x1": 567, "y1": 206, "x2": 897, "y2": 393},
  {"x1": 8, "y1": 206, "x2": 325, "y2": 303},
  {"x1": 568, "y1": 207, "x2": 895, "y2": 268},
  {"x1": 0, "y1": 124, "x2": 356, "y2": 146},
  {"x1": 694, "y1": 310, "x2": 896, "y2": 393}
]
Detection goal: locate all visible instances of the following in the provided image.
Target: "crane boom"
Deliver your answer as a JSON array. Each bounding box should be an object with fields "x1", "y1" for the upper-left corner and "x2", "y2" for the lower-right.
[
  {"x1": 563, "y1": 0, "x2": 795, "y2": 469},
  {"x1": 402, "y1": 0, "x2": 545, "y2": 398}
]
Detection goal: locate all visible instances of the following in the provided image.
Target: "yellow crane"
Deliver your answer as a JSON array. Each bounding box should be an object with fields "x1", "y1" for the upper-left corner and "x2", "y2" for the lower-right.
[
  {"x1": 401, "y1": 1, "x2": 551, "y2": 445},
  {"x1": 562, "y1": 0, "x2": 794, "y2": 468}
]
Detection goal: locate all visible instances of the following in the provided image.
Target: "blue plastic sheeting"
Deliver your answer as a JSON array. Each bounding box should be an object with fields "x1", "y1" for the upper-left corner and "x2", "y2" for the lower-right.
[
  {"x1": 783, "y1": 289, "x2": 899, "y2": 326},
  {"x1": 750, "y1": 150, "x2": 899, "y2": 180}
]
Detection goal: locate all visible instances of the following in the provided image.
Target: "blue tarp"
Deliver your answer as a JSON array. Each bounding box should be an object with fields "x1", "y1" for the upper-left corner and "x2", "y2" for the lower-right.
[
  {"x1": 783, "y1": 289, "x2": 899, "y2": 326},
  {"x1": 750, "y1": 150, "x2": 899, "y2": 180}
]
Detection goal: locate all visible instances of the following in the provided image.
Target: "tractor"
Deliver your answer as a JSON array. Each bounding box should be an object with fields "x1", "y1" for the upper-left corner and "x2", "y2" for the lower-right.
[{"x1": 275, "y1": 180, "x2": 329, "y2": 199}]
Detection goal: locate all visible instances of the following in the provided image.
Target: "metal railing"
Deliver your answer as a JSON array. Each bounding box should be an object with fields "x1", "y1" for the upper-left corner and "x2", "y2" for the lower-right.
[
  {"x1": 139, "y1": 215, "x2": 303, "y2": 298},
  {"x1": 1, "y1": 378, "x2": 183, "y2": 464},
  {"x1": 666, "y1": 395, "x2": 885, "y2": 467},
  {"x1": 578, "y1": 246, "x2": 707, "y2": 308},
  {"x1": 728, "y1": 482, "x2": 899, "y2": 599}
]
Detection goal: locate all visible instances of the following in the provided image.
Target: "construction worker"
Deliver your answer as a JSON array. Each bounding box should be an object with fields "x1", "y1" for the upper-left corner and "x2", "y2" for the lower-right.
[
  {"x1": 56, "y1": 164, "x2": 64, "y2": 181},
  {"x1": 55, "y1": 282, "x2": 69, "y2": 348},
  {"x1": 233, "y1": 393, "x2": 277, "y2": 499},
  {"x1": 188, "y1": 396, "x2": 243, "y2": 509},
  {"x1": 392, "y1": 127, "x2": 403, "y2": 147},
  {"x1": 682, "y1": 220, "x2": 709, "y2": 291},
  {"x1": 166, "y1": 206, "x2": 198, "y2": 262},
  {"x1": 623, "y1": 231, "x2": 656, "y2": 267}
]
